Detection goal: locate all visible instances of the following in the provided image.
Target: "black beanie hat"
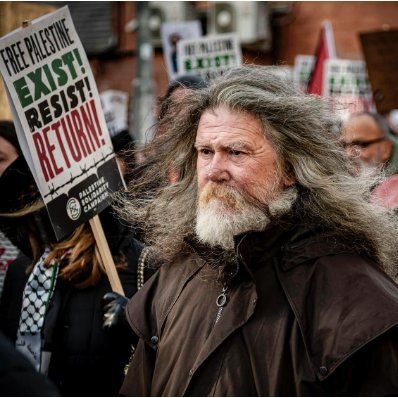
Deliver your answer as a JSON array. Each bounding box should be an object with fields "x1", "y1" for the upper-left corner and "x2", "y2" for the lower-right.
[
  {"x1": 0, "y1": 121, "x2": 22, "y2": 155},
  {"x1": 0, "y1": 155, "x2": 39, "y2": 214}
]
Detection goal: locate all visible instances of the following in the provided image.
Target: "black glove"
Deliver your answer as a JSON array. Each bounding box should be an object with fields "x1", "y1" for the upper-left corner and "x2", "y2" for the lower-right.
[{"x1": 102, "y1": 291, "x2": 129, "y2": 328}]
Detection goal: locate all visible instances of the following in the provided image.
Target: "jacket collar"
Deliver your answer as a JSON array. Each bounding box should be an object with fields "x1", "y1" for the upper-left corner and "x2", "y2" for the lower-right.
[
  {"x1": 185, "y1": 214, "x2": 300, "y2": 276},
  {"x1": 234, "y1": 221, "x2": 353, "y2": 272}
]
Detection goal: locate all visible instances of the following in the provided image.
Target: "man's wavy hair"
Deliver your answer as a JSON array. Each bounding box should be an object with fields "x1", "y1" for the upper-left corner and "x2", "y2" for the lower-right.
[{"x1": 118, "y1": 66, "x2": 398, "y2": 279}]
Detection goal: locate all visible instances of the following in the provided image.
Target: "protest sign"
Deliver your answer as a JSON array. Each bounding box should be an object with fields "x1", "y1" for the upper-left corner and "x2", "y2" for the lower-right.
[
  {"x1": 360, "y1": 29, "x2": 398, "y2": 114},
  {"x1": 0, "y1": 6, "x2": 124, "y2": 240},
  {"x1": 177, "y1": 33, "x2": 242, "y2": 81},
  {"x1": 100, "y1": 89, "x2": 129, "y2": 137},
  {"x1": 323, "y1": 59, "x2": 374, "y2": 121},
  {"x1": 293, "y1": 55, "x2": 315, "y2": 92},
  {"x1": 161, "y1": 20, "x2": 202, "y2": 81}
]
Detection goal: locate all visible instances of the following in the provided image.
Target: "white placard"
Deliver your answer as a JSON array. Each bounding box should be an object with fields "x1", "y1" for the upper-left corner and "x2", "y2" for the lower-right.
[
  {"x1": 293, "y1": 55, "x2": 315, "y2": 92},
  {"x1": 323, "y1": 59, "x2": 375, "y2": 120},
  {"x1": 100, "y1": 89, "x2": 129, "y2": 137},
  {"x1": 161, "y1": 20, "x2": 202, "y2": 81},
  {"x1": 0, "y1": 6, "x2": 123, "y2": 239},
  {"x1": 177, "y1": 33, "x2": 242, "y2": 81}
]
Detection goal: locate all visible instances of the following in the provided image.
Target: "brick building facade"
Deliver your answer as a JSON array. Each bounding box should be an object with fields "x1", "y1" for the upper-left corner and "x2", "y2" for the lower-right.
[
  {"x1": 1, "y1": 1, "x2": 398, "y2": 119},
  {"x1": 91, "y1": 2, "x2": 398, "y2": 97}
]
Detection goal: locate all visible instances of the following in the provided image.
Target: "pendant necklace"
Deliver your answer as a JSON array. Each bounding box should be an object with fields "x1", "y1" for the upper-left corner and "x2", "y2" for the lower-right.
[
  {"x1": 213, "y1": 254, "x2": 239, "y2": 325},
  {"x1": 215, "y1": 285, "x2": 229, "y2": 324}
]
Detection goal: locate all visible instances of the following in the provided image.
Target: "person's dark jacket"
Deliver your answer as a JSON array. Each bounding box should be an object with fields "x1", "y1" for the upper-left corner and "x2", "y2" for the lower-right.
[
  {"x1": 121, "y1": 223, "x2": 398, "y2": 396},
  {"x1": 0, "y1": 331, "x2": 59, "y2": 396},
  {"x1": 0, "y1": 236, "x2": 143, "y2": 397}
]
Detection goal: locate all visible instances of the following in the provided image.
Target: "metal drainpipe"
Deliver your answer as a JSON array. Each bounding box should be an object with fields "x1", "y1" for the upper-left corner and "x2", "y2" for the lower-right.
[{"x1": 129, "y1": 1, "x2": 156, "y2": 153}]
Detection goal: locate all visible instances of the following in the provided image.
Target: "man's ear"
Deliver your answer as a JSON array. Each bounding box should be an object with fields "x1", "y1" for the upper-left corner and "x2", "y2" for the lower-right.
[{"x1": 380, "y1": 140, "x2": 393, "y2": 163}]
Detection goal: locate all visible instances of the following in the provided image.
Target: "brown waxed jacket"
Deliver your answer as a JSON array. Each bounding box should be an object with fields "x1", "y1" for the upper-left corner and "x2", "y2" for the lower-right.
[{"x1": 120, "y1": 223, "x2": 398, "y2": 396}]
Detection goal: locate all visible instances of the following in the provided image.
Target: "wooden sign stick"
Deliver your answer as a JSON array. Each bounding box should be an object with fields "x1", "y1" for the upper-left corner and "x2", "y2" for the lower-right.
[{"x1": 89, "y1": 214, "x2": 125, "y2": 295}]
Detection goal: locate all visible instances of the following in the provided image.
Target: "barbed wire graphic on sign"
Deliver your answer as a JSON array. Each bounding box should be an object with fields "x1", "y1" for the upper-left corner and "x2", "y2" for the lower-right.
[
  {"x1": 43, "y1": 150, "x2": 115, "y2": 200},
  {"x1": 46, "y1": 183, "x2": 57, "y2": 199}
]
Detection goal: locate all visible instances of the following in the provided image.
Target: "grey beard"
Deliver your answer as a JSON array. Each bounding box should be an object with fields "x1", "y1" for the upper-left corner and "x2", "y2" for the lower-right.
[{"x1": 195, "y1": 186, "x2": 297, "y2": 250}]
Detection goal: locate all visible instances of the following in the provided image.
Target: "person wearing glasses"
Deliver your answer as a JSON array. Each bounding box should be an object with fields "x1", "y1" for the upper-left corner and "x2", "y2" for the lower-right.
[{"x1": 342, "y1": 112, "x2": 398, "y2": 209}]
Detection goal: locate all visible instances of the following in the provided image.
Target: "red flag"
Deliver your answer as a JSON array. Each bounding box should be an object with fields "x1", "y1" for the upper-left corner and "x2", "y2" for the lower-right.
[{"x1": 307, "y1": 21, "x2": 336, "y2": 95}]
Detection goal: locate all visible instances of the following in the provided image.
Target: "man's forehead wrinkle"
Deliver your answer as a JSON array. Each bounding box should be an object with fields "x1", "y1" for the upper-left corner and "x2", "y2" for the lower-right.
[
  {"x1": 200, "y1": 107, "x2": 263, "y2": 130},
  {"x1": 198, "y1": 118, "x2": 262, "y2": 135}
]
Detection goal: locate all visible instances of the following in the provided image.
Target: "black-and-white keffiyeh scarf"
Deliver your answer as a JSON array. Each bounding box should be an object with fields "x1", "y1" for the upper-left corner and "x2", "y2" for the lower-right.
[
  {"x1": 0, "y1": 230, "x2": 19, "y2": 299},
  {"x1": 16, "y1": 247, "x2": 59, "y2": 373}
]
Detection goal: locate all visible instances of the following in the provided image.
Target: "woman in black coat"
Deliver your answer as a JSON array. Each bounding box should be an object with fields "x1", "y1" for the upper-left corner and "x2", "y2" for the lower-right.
[{"x1": 0, "y1": 156, "x2": 143, "y2": 396}]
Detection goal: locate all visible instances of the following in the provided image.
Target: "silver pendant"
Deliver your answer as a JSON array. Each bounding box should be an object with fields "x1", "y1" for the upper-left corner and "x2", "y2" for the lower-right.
[
  {"x1": 216, "y1": 287, "x2": 228, "y2": 307},
  {"x1": 215, "y1": 286, "x2": 228, "y2": 324}
]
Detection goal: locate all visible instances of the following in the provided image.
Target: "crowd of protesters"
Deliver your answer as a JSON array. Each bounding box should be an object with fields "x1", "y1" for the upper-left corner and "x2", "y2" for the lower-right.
[{"x1": 1, "y1": 67, "x2": 398, "y2": 396}]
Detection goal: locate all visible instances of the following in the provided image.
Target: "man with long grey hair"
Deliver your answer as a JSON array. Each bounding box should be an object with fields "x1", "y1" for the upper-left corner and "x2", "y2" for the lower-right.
[{"x1": 119, "y1": 66, "x2": 398, "y2": 396}]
